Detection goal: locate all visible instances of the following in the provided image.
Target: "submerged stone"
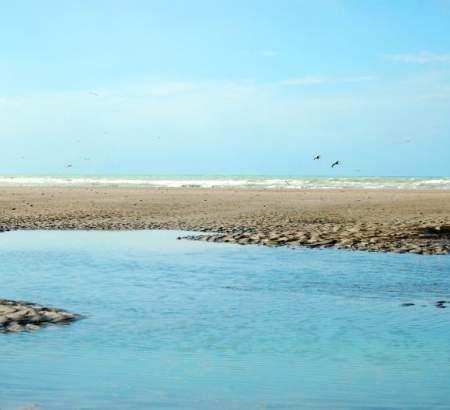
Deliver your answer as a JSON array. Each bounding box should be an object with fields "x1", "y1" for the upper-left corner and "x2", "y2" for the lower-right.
[{"x1": 435, "y1": 300, "x2": 449, "y2": 309}]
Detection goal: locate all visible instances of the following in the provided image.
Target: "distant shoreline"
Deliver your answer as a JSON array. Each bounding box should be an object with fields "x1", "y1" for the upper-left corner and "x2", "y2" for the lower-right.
[{"x1": 0, "y1": 186, "x2": 449, "y2": 255}]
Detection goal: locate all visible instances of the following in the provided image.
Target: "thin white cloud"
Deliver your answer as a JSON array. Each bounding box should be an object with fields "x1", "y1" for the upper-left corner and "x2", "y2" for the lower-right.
[
  {"x1": 343, "y1": 75, "x2": 376, "y2": 83},
  {"x1": 140, "y1": 81, "x2": 195, "y2": 96},
  {"x1": 1, "y1": 72, "x2": 447, "y2": 144},
  {"x1": 260, "y1": 50, "x2": 277, "y2": 58},
  {"x1": 280, "y1": 75, "x2": 375, "y2": 86},
  {"x1": 1, "y1": 74, "x2": 450, "y2": 176},
  {"x1": 280, "y1": 75, "x2": 329, "y2": 86},
  {"x1": 385, "y1": 51, "x2": 450, "y2": 64}
]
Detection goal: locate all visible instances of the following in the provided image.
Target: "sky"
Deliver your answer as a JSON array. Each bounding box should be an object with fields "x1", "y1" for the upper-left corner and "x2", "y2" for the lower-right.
[{"x1": 1, "y1": 0, "x2": 450, "y2": 176}]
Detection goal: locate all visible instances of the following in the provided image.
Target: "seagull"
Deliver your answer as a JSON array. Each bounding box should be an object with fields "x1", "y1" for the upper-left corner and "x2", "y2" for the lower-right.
[
  {"x1": 331, "y1": 161, "x2": 340, "y2": 168},
  {"x1": 88, "y1": 91, "x2": 99, "y2": 97},
  {"x1": 314, "y1": 155, "x2": 320, "y2": 160},
  {"x1": 67, "y1": 164, "x2": 73, "y2": 168}
]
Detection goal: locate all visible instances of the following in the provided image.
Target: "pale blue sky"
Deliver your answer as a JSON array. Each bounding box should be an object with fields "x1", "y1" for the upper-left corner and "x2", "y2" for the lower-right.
[{"x1": 1, "y1": 0, "x2": 450, "y2": 176}]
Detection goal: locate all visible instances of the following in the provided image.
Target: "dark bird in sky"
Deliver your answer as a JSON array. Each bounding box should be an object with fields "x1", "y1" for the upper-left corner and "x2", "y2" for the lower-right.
[
  {"x1": 314, "y1": 155, "x2": 320, "y2": 160},
  {"x1": 331, "y1": 161, "x2": 340, "y2": 168},
  {"x1": 67, "y1": 164, "x2": 73, "y2": 168}
]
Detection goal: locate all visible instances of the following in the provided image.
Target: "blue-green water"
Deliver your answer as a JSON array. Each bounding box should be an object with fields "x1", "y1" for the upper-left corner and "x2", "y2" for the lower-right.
[{"x1": 0, "y1": 231, "x2": 449, "y2": 410}]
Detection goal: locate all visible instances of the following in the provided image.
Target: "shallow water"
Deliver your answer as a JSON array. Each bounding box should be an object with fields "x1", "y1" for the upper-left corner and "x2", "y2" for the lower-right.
[{"x1": 0, "y1": 230, "x2": 449, "y2": 410}]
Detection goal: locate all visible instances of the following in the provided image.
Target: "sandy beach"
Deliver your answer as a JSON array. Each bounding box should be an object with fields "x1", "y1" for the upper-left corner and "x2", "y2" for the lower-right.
[{"x1": 0, "y1": 187, "x2": 448, "y2": 255}]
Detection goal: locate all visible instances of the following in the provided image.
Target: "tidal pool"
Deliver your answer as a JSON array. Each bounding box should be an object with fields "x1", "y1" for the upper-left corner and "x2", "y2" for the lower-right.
[{"x1": 0, "y1": 230, "x2": 449, "y2": 409}]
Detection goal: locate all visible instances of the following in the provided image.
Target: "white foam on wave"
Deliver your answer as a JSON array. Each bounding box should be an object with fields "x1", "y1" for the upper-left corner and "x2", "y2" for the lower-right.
[{"x1": 0, "y1": 176, "x2": 449, "y2": 189}]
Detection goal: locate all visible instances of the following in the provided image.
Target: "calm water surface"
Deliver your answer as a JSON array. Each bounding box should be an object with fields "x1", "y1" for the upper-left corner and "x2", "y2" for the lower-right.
[{"x1": 0, "y1": 231, "x2": 449, "y2": 410}]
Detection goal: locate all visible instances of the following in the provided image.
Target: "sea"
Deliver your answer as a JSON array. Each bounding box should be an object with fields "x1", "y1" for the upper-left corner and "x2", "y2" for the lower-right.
[
  {"x1": 0, "y1": 230, "x2": 449, "y2": 410},
  {"x1": 0, "y1": 175, "x2": 450, "y2": 189}
]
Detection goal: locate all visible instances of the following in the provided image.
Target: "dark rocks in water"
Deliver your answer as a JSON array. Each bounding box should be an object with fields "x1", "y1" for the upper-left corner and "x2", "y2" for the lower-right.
[
  {"x1": 0, "y1": 299, "x2": 82, "y2": 333},
  {"x1": 400, "y1": 301, "x2": 450, "y2": 309},
  {"x1": 435, "y1": 300, "x2": 449, "y2": 309}
]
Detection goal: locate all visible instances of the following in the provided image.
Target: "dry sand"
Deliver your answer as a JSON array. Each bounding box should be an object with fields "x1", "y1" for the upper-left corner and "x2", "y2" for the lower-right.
[{"x1": 0, "y1": 187, "x2": 449, "y2": 254}]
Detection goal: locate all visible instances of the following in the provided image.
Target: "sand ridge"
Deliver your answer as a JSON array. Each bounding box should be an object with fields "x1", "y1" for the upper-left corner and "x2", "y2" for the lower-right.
[{"x1": 0, "y1": 187, "x2": 449, "y2": 254}]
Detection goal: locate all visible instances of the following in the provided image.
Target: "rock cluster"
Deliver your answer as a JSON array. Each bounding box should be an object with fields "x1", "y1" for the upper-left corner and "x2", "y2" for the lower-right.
[
  {"x1": 401, "y1": 301, "x2": 450, "y2": 308},
  {"x1": 0, "y1": 299, "x2": 81, "y2": 333},
  {"x1": 179, "y1": 223, "x2": 450, "y2": 255},
  {"x1": 435, "y1": 300, "x2": 450, "y2": 309}
]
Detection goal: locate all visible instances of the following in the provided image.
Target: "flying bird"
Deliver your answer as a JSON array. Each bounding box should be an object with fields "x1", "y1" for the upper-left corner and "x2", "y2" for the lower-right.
[
  {"x1": 314, "y1": 155, "x2": 320, "y2": 160},
  {"x1": 331, "y1": 161, "x2": 340, "y2": 168},
  {"x1": 67, "y1": 164, "x2": 73, "y2": 168}
]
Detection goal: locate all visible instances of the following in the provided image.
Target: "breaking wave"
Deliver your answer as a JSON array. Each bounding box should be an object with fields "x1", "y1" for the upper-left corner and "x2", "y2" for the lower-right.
[{"x1": 0, "y1": 176, "x2": 449, "y2": 189}]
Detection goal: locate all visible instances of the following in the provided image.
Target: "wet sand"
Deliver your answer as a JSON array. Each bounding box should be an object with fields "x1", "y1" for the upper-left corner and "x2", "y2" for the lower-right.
[{"x1": 0, "y1": 187, "x2": 449, "y2": 254}]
